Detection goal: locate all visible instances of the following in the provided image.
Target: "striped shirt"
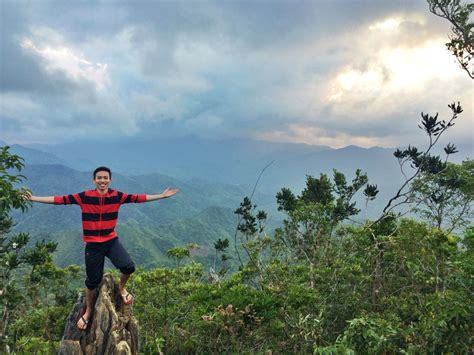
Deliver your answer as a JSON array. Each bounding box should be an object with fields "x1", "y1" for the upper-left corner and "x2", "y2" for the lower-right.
[{"x1": 54, "y1": 189, "x2": 147, "y2": 243}]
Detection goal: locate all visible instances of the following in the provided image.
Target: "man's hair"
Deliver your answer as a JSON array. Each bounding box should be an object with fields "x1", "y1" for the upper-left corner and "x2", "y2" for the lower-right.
[{"x1": 93, "y1": 166, "x2": 112, "y2": 179}]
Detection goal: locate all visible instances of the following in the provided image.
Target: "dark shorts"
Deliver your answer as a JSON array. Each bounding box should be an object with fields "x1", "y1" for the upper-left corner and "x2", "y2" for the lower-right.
[{"x1": 84, "y1": 237, "x2": 135, "y2": 289}]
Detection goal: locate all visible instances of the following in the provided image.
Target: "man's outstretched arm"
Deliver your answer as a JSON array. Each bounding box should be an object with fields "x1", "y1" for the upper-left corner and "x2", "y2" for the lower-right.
[
  {"x1": 145, "y1": 187, "x2": 179, "y2": 202},
  {"x1": 26, "y1": 192, "x2": 55, "y2": 204},
  {"x1": 26, "y1": 191, "x2": 81, "y2": 205}
]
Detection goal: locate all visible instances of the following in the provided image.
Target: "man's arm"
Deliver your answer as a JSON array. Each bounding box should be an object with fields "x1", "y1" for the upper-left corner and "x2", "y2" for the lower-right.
[
  {"x1": 25, "y1": 191, "x2": 81, "y2": 205},
  {"x1": 145, "y1": 187, "x2": 179, "y2": 202},
  {"x1": 30, "y1": 196, "x2": 55, "y2": 204},
  {"x1": 25, "y1": 192, "x2": 55, "y2": 204}
]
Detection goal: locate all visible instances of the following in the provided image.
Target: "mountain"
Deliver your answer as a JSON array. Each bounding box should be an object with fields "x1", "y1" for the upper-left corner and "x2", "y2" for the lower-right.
[
  {"x1": 16, "y1": 136, "x2": 451, "y2": 219},
  {"x1": 25, "y1": 136, "x2": 331, "y2": 188},
  {"x1": 9, "y1": 137, "x2": 472, "y2": 269},
  {"x1": 20, "y1": 136, "x2": 472, "y2": 197},
  {"x1": 12, "y1": 164, "x2": 276, "y2": 268},
  {"x1": 21, "y1": 136, "x2": 400, "y2": 203},
  {"x1": 1, "y1": 142, "x2": 67, "y2": 166}
]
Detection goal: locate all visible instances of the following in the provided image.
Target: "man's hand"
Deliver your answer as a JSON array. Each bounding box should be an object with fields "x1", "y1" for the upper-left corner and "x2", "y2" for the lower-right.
[
  {"x1": 23, "y1": 190, "x2": 33, "y2": 201},
  {"x1": 26, "y1": 192, "x2": 55, "y2": 204},
  {"x1": 145, "y1": 187, "x2": 179, "y2": 202},
  {"x1": 161, "y1": 187, "x2": 179, "y2": 199}
]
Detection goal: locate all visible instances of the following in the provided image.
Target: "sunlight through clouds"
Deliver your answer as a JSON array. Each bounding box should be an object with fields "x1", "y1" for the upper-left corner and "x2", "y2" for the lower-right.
[
  {"x1": 368, "y1": 16, "x2": 404, "y2": 31},
  {"x1": 368, "y1": 14, "x2": 426, "y2": 31},
  {"x1": 381, "y1": 41, "x2": 460, "y2": 85},
  {"x1": 20, "y1": 35, "x2": 109, "y2": 90},
  {"x1": 328, "y1": 39, "x2": 463, "y2": 117}
]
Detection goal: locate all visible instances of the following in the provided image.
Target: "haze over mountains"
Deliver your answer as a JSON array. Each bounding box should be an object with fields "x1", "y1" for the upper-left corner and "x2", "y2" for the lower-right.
[
  {"x1": 13, "y1": 135, "x2": 471, "y2": 197},
  {"x1": 3, "y1": 136, "x2": 472, "y2": 268},
  {"x1": 10, "y1": 163, "x2": 255, "y2": 268}
]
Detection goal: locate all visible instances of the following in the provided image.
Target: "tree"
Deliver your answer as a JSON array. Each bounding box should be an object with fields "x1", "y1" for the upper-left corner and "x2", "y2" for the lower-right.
[
  {"x1": 0, "y1": 146, "x2": 79, "y2": 353},
  {"x1": 274, "y1": 169, "x2": 375, "y2": 288},
  {"x1": 166, "y1": 244, "x2": 198, "y2": 267},
  {"x1": 0, "y1": 146, "x2": 30, "y2": 351},
  {"x1": 234, "y1": 197, "x2": 268, "y2": 275},
  {"x1": 377, "y1": 102, "x2": 463, "y2": 223},
  {"x1": 428, "y1": 0, "x2": 474, "y2": 79},
  {"x1": 410, "y1": 159, "x2": 474, "y2": 232},
  {"x1": 213, "y1": 238, "x2": 230, "y2": 276}
]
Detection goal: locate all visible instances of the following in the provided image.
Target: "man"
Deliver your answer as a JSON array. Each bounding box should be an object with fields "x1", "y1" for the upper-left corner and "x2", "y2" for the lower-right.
[{"x1": 28, "y1": 166, "x2": 179, "y2": 330}]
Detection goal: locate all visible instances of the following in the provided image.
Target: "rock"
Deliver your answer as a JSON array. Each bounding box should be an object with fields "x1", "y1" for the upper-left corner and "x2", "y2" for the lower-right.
[{"x1": 59, "y1": 273, "x2": 139, "y2": 355}]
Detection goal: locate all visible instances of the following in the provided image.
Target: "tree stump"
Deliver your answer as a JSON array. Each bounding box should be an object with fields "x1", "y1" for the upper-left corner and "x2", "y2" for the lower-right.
[{"x1": 59, "y1": 273, "x2": 139, "y2": 354}]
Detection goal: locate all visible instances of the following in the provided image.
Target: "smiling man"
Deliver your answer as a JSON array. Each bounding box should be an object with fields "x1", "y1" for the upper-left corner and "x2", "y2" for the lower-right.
[{"x1": 28, "y1": 166, "x2": 179, "y2": 330}]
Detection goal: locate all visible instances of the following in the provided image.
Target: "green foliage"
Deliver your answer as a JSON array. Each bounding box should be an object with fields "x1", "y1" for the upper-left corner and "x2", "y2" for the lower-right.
[
  {"x1": 411, "y1": 159, "x2": 474, "y2": 231},
  {"x1": 235, "y1": 197, "x2": 267, "y2": 237},
  {"x1": 127, "y1": 120, "x2": 471, "y2": 352},
  {"x1": 14, "y1": 336, "x2": 52, "y2": 353},
  {"x1": 340, "y1": 313, "x2": 403, "y2": 353},
  {"x1": 129, "y1": 217, "x2": 472, "y2": 353},
  {"x1": 2, "y1": 106, "x2": 471, "y2": 353},
  {"x1": 0, "y1": 146, "x2": 30, "y2": 213},
  {"x1": 272, "y1": 169, "x2": 372, "y2": 289},
  {"x1": 128, "y1": 263, "x2": 205, "y2": 353},
  {"x1": 383, "y1": 103, "x2": 462, "y2": 218},
  {"x1": 128, "y1": 114, "x2": 471, "y2": 352},
  {"x1": 276, "y1": 169, "x2": 370, "y2": 230},
  {"x1": 213, "y1": 238, "x2": 231, "y2": 275},
  {"x1": 428, "y1": 0, "x2": 474, "y2": 79},
  {"x1": 166, "y1": 243, "x2": 198, "y2": 267},
  {"x1": 0, "y1": 147, "x2": 80, "y2": 352},
  {"x1": 234, "y1": 196, "x2": 269, "y2": 278},
  {"x1": 214, "y1": 238, "x2": 229, "y2": 252}
]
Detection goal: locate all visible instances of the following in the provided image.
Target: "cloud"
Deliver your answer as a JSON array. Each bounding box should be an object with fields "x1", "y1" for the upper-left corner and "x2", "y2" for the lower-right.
[
  {"x1": 0, "y1": 1, "x2": 472, "y2": 148},
  {"x1": 327, "y1": 39, "x2": 463, "y2": 116},
  {"x1": 20, "y1": 36, "x2": 109, "y2": 90},
  {"x1": 249, "y1": 13, "x2": 472, "y2": 146},
  {"x1": 256, "y1": 123, "x2": 398, "y2": 148}
]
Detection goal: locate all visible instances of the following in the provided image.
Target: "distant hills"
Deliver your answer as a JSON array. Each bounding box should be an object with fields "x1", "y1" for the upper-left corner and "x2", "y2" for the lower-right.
[
  {"x1": 16, "y1": 136, "x2": 471, "y2": 192},
  {"x1": 24, "y1": 136, "x2": 331, "y2": 190},
  {"x1": 8, "y1": 144, "x2": 67, "y2": 165},
  {"x1": 11, "y1": 163, "x2": 272, "y2": 268},
  {"x1": 3, "y1": 136, "x2": 471, "y2": 268}
]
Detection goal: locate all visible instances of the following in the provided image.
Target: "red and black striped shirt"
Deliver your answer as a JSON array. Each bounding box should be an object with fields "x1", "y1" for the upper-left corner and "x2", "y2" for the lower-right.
[{"x1": 54, "y1": 189, "x2": 147, "y2": 243}]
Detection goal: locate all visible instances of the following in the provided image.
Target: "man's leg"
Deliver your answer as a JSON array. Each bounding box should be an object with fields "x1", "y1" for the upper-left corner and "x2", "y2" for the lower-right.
[
  {"x1": 107, "y1": 238, "x2": 135, "y2": 304},
  {"x1": 79, "y1": 242, "x2": 106, "y2": 329},
  {"x1": 83, "y1": 287, "x2": 96, "y2": 320},
  {"x1": 119, "y1": 272, "x2": 131, "y2": 294}
]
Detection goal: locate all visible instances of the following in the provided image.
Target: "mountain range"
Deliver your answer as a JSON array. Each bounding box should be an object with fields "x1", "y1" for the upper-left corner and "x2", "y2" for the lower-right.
[
  {"x1": 10, "y1": 163, "x2": 275, "y2": 269},
  {"x1": 3, "y1": 136, "x2": 471, "y2": 268}
]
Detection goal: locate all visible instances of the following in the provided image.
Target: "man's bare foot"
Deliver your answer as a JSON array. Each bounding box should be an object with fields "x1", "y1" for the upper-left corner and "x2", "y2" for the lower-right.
[
  {"x1": 77, "y1": 309, "x2": 91, "y2": 330},
  {"x1": 120, "y1": 289, "x2": 134, "y2": 305}
]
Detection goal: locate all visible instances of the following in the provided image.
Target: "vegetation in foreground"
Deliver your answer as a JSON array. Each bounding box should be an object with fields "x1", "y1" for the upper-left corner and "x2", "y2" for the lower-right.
[{"x1": 1, "y1": 96, "x2": 472, "y2": 353}]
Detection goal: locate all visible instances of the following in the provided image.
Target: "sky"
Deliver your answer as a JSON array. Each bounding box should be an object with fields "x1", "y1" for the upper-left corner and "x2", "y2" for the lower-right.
[{"x1": 0, "y1": 0, "x2": 472, "y2": 149}]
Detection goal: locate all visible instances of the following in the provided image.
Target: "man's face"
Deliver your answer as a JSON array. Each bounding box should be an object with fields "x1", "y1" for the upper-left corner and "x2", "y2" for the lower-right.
[{"x1": 94, "y1": 171, "x2": 111, "y2": 192}]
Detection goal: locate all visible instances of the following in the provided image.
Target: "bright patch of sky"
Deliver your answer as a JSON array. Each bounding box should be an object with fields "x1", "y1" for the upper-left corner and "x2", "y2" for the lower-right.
[{"x1": 20, "y1": 37, "x2": 109, "y2": 90}]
